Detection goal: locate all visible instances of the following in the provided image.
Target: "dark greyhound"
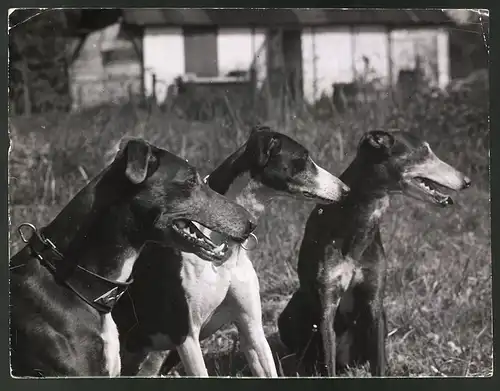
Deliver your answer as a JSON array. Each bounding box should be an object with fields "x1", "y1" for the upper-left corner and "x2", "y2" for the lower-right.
[
  {"x1": 10, "y1": 138, "x2": 255, "y2": 377},
  {"x1": 113, "y1": 126, "x2": 350, "y2": 377},
  {"x1": 278, "y1": 130, "x2": 471, "y2": 377}
]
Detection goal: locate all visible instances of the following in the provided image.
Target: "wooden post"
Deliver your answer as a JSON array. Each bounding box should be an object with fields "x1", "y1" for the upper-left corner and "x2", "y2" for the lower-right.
[
  {"x1": 250, "y1": 26, "x2": 257, "y2": 111},
  {"x1": 312, "y1": 27, "x2": 317, "y2": 103},
  {"x1": 251, "y1": 26, "x2": 256, "y2": 56},
  {"x1": 278, "y1": 28, "x2": 286, "y2": 123},
  {"x1": 128, "y1": 83, "x2": 133, "y2": 102},
  {"x1": 125, "y1": 25, "x2": 146, "y2": 104},
  {"x1": 350, "y1": 25, "x2": 357, "y2": 82},
  {"x1": 265, "y1": 28, "x2": 274, "y2": 120},
  {"x1": 138, "y1": 31, "x2": 146, "y2": 104},
  {"x1": 78, "y1": 85, "x2": 83, "y2": 109},
  {"x1": 152, "y1": 73, "x2": 157, "y2": 105},
  {"x1": 386, "y1": 26, "x2": 394, "y2": 101},
  {"x1": 21, "y1": 59, "x2": 31, "y2": 116}
]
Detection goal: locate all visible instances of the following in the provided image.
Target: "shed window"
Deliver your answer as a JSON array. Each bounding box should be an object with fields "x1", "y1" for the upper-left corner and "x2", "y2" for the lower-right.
[{"x1": 184, "y1": 27, "x2": 218, "y2": 77}]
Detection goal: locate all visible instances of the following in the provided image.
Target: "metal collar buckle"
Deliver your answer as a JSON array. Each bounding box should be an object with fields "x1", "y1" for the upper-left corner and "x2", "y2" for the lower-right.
[
  {"x1": 16, "y1": 222, "x2": 131, "y2": 314},
  {"x1": 18, "y1": 223, "x2": 61, "y2": 259},
  {"x1": 241, "y1": 232, "x2": 258, "y2": 251}
]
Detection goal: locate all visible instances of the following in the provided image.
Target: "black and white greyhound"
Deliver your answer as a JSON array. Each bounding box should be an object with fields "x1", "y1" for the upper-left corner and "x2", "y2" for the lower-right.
[{"x1": 114, "y1": 126, "x2": 350, "y2": 377}]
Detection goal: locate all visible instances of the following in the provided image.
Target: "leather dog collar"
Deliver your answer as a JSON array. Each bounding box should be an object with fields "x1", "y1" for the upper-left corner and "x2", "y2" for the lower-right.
[{"x1": 18, "y1": 223, "x2": 133, "y2": 314}]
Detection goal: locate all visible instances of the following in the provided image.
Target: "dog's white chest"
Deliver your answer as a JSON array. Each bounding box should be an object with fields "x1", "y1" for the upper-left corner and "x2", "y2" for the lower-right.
[
  {"x1": 101, "y1": 314, "x2": 121, "y2": 377},
  {"x1": 180, "y1": 250, "x2": 238, "y2": 327}
]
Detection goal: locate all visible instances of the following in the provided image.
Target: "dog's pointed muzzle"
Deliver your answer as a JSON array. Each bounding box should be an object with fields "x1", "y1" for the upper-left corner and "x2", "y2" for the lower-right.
[{"x1": 188, "y1": 185, "x2": 256, "y2": 243}]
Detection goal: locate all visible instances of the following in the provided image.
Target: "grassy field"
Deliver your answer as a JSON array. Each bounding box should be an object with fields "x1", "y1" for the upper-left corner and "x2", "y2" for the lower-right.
[{"x1": 8, "y1": 78, "x2": 491, "y2": 377}]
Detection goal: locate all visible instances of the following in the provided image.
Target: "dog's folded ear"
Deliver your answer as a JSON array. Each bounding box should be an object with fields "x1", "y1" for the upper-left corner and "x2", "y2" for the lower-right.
[
  {"x1": 359, "y1": 130, "x2": 395, "y2": 159},
  {"x1": 122, "y1": 138, "x2": 156, "y2": 184},
  {"x1": 251, "y1": 124, "x2": 271, "y2": 135},
  {"x1": 257, "y1": 134, "x2": 282, "y2": 167}
]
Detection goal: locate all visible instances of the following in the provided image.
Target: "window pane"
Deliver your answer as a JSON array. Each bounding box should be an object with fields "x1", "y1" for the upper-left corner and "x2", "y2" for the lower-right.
[{"x1": 184, "y1": 27, "x2": 218, "y2": 77}]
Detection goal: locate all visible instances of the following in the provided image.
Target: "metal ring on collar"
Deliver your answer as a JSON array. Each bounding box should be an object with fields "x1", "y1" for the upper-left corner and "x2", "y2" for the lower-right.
[
  {"x1": 241, "y1": 232, "x2": 258, "y2": 251},
  {"x1": 18, "y1": 223, "x2": 38, "y2": 243}
]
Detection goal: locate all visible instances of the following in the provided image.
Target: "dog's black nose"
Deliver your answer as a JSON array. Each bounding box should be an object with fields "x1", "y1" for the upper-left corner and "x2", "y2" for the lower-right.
[
  {"x1": 462, "y1": 176, "x2": 472, "y2": 189},
  {"x1": 337, "y1": 184, "x2": 350, "y2": 201}
]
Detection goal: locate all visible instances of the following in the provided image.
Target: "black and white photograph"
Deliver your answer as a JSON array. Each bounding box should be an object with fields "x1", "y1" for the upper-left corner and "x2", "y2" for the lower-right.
[{"x1": 8, "y1": 8, "x2": 491, "y2": 378}]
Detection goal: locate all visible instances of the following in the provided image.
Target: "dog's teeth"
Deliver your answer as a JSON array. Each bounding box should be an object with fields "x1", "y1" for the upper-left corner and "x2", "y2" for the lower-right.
[
  {"x1": 214, "y1": 243, "x2": 226, "y2": 253},
  {"x1": 184, "y1": 229, "x2": 194, "y2": 238}
]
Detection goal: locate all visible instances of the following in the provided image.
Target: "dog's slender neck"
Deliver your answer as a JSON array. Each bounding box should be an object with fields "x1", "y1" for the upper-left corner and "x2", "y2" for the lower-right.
[
  {"x1": 208, "y1": 145, "x2": 274, "y2": 222},
  {"x1": 39, "y1": 164, "x2": 141, "y2": 283},
  {"x1": 340, "y1": 156, "x2": 390, "y2": 203},
  {"x1": 324, "y1": 156, "x2": 391, "y2": 260},
  {"x1": 64, "y1": 210, "x2": 140, "y2": 283}
]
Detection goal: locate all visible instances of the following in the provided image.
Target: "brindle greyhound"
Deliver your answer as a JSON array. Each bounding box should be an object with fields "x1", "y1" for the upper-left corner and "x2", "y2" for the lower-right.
[
  {"x1": 113, "y1": 126, "x2": 350, "y2": 377},
  {"x1": 278, "y1": 130, "x2": 471, "y2": 377},
  {"x1": 10, "y1": 138, "x2": 255, "y2": 377}
]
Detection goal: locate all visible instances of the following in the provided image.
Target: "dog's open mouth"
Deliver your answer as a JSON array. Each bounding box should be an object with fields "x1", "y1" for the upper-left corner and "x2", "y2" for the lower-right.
[
  {"x1": 411, "y1": 177, "x2": 454, "y2": 207},
  {"x1": 172, "y1": 219, "x2": 229, "y2": 260},
  {"x1": 302, "y1": 191, "x2": 334, "y2": 204}
]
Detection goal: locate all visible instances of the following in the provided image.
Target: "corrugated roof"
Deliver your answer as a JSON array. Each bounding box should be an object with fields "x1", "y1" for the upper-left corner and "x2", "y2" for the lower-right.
[{"x1": 122, "y1": 9, "x2": 452, "y2": 28}]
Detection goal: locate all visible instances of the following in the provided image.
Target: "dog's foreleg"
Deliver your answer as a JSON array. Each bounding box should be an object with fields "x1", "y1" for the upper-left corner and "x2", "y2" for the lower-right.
[
  {"x1": 136, "y1": 351, "x2": 170, "y2": 376},
  {"x1": 318, "y1": 259, "x2": 356, "y2": 377},
  {"x1": 121, "y1": 349, "x2": 151, "y2": 376},
  {"x1": 377, "y1": 308, "x2": 388, "y2": 376},
  {"x1": 367, "y1": 301, "x2": 387, "y2": 377},
  {"x1": 176, "y1": 334, "x2": 209, "y2": 377},
  {"x1": 366, "y1": 230, "x2": 388, "y2": 377},
  {"x1": 236, "y1": 318, "x2": 277, "y2": 377},
  {"x1": 228, "y1": 255, "x2": 278, "y2": 377},
  {"x1": 319, "y1": 288, "x2": 337, "y2": 377}
]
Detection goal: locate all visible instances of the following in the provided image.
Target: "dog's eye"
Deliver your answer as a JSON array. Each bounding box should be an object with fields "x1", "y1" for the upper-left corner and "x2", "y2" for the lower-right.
[
  {"x1": 291, "y1": 158, "x2": 306, "y2": 175},
  {"x1": 420, "y1": 142, "x2": 432, "y2": 155},
  {"x1": 175, "y1": 170, "x2": 198, "y2": 188},
  {"x1": 147, "y1": 155, "x2": 159, "y2": 175},
  {"x1": 187, "y1": 175, "x2": 199, "y2": 187}
]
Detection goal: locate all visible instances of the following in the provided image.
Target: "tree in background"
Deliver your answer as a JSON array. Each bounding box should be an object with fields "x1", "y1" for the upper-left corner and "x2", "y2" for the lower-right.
[
  {"x1": 444, "y1": 9, "x2": 489, "y2": 79},
  {"x1": 9, "y1": 9, "x2": 75, "y2": 115},
  {"x1": 9, "y1": 9, "x2": 122, "y2": 115}
]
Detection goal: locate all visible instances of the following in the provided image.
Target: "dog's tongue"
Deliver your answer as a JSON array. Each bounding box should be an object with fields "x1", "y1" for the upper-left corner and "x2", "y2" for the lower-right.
[
  {"x1": 174, "y1": 219, "x2": 229, "y2": 251},
  {"x1": 191, "y1": 221, "x2": 229, "y2": 249},
  {"x1": 212, "y1": 242, "x2": 228, "y2": 254},
  {"x1": 438, "y1": 195, "x2": 454, "y2": 207},
  {"x1": 202, "y1": 232, "x2": 219, "y2": 248},
  {"x1": 431, "y1": 187, "x2": 454, "y2": 207}
]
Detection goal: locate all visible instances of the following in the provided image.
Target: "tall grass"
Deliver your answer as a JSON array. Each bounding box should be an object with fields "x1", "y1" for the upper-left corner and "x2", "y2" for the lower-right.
[{"x1": 8, "y1": 75, "x2": 491, "y2": 377}]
